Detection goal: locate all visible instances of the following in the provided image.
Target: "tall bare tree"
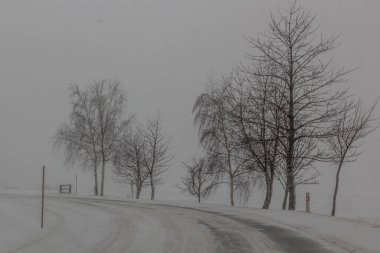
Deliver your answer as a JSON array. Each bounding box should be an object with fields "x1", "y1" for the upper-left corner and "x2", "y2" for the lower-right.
[
  {"x1": 54, "y1": 85, "x2": 100, "y2": 195},
  {"x1": 230, "y1": 66, "x2": 283, "y2": 209},
  {"x1": 327, "y1": 99, "x2": 378, "y2": 216},
  {"x1": 180, "y1": 157, "x2": 216, "y2": 203},
  {"x1": 55, "y1": 80, "x2": 130, "y2": 196},
  {"x1": 90, "y1": 80, "x2": 130, "y2": 196},
  {"x1": 143, "y1": 113, "x2": 172, "y2": 200},
  {"x1": 113, "y1": 127, "x2": 148, "y2": 199},
  {"x1": 193, "y1": 81, "x2": 250, "y2": 206},
  {"x1": 245, "y1": 2, "x2": 349, "y2": 210}
]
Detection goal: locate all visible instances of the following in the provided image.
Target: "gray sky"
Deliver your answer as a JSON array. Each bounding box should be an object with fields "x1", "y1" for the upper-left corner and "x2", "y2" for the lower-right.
[{"x1": 0, "y1": 0, "x2": 379, "y2": 215}]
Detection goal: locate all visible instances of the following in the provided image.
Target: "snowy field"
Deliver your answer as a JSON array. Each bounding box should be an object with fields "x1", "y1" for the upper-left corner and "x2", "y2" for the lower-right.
[{"x1": 0, "y1": 192, "x2": 379, "y2": 253}]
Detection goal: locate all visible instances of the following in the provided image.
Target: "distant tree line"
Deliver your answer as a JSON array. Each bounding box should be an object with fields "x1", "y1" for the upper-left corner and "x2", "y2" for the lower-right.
[
  {"x1": 54, "y1": 80, "x2": 172, "y2": 200},
  {"x1": 181, "y1": 2, "x2": 378, "y2": 215}
]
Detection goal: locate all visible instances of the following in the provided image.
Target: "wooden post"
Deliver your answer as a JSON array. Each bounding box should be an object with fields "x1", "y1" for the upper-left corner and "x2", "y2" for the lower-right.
[
  {"x1": 75, "y1": 174, "x2": 78, "y2": 195},
  {"x1": 306, "y1": 192, "x2": 310, "y2": 213},
  {"x1": 41, "y1": 165, "x2": 45, "y2": 229}
]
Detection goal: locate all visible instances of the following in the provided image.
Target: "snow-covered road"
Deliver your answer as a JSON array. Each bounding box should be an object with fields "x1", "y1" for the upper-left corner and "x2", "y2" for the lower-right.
[{"x1": 0, "y1": 194, "x2": 341, "y2": 253}]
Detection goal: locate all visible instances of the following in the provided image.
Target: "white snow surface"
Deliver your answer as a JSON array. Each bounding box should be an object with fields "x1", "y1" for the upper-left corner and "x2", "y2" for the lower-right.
[
  {"x1": 186, "y1": 203, "x2": 380, "y2": 253},
  {"x1": 0, "y1": 192, "x2": 379, "y2": 253}
]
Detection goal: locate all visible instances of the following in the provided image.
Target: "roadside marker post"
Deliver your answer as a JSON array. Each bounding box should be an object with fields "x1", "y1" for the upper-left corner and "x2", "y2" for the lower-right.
[
  {"x1": 306, "y1": 192, "x2": 310, "y2": 213},
  {"x1": 41, "y1": 165, "x2": 45, "y2": 229}
]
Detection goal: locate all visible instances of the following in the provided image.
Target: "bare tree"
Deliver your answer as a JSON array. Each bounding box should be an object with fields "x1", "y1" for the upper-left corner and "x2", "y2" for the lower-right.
[
  {"x1": 143, "y1": 113, "x2": 172, "y2": 200},
  {"x1": 230, "y1": 66, "x2": 283, "y2": 209},
  {"x1": 54, "y1": 85, "x2": 100, "y2": 195},
  {"x1": 113, "y1": 127, "x2": 149, "y2": 199},
  {"x1": 193, "y1": 81, "x2": 251, "y2": 206},
  {"x1": 179, "y1": 157, "x2": 216, "y2": 203},
  {"x1": 275, "y1": 156, "x2": 319, "y2": 210},
  {"x1": 90, "y1": 80, "x2": 130, "y2": 196},
  {"x1": 244, "y1": 2, "x2": 349, "y2": 210},
  {"x1": 327, "y1": 99, "x2": 378, "y2": 216},
  {"x1": 55, "y1": 81, "x2": 130, "y2": 196}
]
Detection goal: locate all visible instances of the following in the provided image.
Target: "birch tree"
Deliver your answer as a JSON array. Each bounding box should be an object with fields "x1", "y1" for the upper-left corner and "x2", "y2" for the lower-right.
[
  {"x1": 193, "y1": 82, "x2": 250, "y2": 206},
  {"x1": 230, "y1": 66, "x2": 283, "y2": 209},
  {"x1": 90, "y1": 80, "x2": 130, "y2": 196},
  {"x1": 55, "y1": 80, "x2": 130, "y2": 196},
  {"x1": 54, "y1": 85, "x2": 100, "y2": 195}
]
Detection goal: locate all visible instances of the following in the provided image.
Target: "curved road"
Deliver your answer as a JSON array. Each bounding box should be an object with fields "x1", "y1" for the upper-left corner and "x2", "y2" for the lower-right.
[{"x1": 0, "y1": 194, "x2": 339, "y2": 253}]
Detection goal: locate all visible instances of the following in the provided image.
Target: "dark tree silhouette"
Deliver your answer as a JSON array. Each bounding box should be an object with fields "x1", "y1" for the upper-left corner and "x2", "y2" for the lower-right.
[
  {"x1": 327, "y1": 99, "x2": 378, "y2": 216},
  {"x1": 244, "y1": 2, "x2": 349, "y2": 210},
  {"x1": 143, "y1": 113, "x2": 172, "y2": 200},
  {"x1": 180, "y1": 157, "x2": 216, "y2": 203}
]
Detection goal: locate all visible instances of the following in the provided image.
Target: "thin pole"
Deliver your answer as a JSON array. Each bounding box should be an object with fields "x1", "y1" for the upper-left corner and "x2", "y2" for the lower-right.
[
  {"x1": 41, "y1": 165, "x2": 45, "y2": 229},
  {"x1": 75, "y1": 174, "x2": 78, "y2": 195}
]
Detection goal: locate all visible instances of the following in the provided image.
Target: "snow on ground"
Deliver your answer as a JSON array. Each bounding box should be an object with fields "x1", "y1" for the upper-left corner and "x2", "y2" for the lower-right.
[
  {"x1": 0, "y1": 192, "x2": 379, "y2": 253},
  {"x1": 0, "y1": 193, "x2": 259, "y2": 253},
  {"x1": 0, "y1": 194, "x2": 48, "y2": 252},
  {"x1": 58, "y1": 194, "x2": 380, "y2": 253},
  {"x1": 181, "y1": 203, "x2": 380, "y2": 253}
]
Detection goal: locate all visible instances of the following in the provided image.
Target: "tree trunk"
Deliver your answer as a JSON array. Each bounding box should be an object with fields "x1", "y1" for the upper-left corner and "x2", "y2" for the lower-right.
[
  {"x1": 151, "y1": 186, "x2": 155, "y2": 200},
  {"x1": 130, "y1": 181, "x2": 134, "y2": 199},
  {"x1": 93, "y1": 165, "x2": 99, "y2": 196},
  {"x1": 282, "y1": 188, "x2": 288, "y2": 210},
  {"x1": 287, "y1": 65, "x2": 296, "y2": 211},
  {"x1": 287, "y1": 178, "x2": 296, "y2": 210},
  {"x1": 262, "y1": 172, "x2": 273, "y2": 209},
  {"x1": 332, "y1": 161, "x2": 344, "y2": 216},
  {"x1": 287, "y1": 139, "x2": 296, "y2": 210},
  {"x1": 100, "y1": 159, "x2": 106, "y2": 196},
  {"x1": 230, "y1": 177, "x2": 235, "y2": 206},
  {"x1": 197, "y1": 178, "x2": 202, "y2": 203},
  {"x1": 150, "y1": 175, "x2": 155, "y2": 200},
  {"x1": 136, "y1": 185, "x2": 141, "y2": 199}
]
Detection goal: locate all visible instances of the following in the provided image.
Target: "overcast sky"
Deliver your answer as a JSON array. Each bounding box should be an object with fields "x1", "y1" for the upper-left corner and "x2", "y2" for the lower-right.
[{"x1": 0, "y1": 0, "x2": 379, "y2": 216}]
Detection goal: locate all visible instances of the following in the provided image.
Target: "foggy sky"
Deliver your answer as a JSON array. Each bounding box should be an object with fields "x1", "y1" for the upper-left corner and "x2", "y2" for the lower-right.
[{"x1": 0, "y1": 0, "x2": 379, "y2": 216}]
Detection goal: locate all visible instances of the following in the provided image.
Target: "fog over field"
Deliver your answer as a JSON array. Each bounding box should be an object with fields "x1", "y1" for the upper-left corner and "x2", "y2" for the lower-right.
[{"x1": 0, "y1": 0, "x2": 379, "y2": 219}]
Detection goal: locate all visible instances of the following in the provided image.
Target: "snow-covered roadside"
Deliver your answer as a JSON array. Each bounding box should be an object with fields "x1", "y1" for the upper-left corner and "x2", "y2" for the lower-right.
[
  {"x1": 0, "y1": 194, "x2": 52, "y2": 252},
  {"x1": 0, "y1": 193, "x2": 269, "y2": 252},
  {"x1": 200, "y1": 205, "x2": 380, "y2": 253},
  {"x1": 49, "y1": 194, "x2": 379, "y2": 253},
  {"x1": 2, "y1": 191, "x2": 378, "y2": 253},
  {"x1": 154, "y1": 201, "x2": 380, "y2": 253}
]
